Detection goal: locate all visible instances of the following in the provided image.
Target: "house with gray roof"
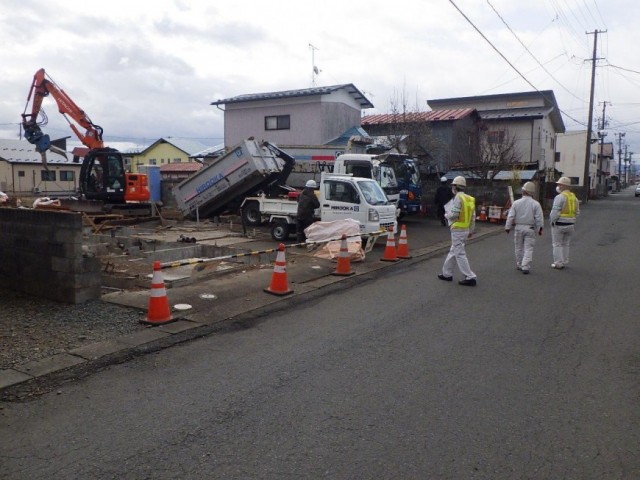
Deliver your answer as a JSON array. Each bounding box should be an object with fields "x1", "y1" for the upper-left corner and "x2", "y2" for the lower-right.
[
  {"x1": 427, "y1": 90, "x2": 566, "y2": 185},
  {"x1": 0, "y1": 139, "x2": 80, "y2": 196},
  {"x1": 211, "y1": 84, "x2": 374, "y2": 148}
]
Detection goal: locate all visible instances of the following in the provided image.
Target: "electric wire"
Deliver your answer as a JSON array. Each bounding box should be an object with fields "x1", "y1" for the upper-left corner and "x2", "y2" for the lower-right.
[{"x1": 449, "y1": 0, "x2": 586, "y2": 127}]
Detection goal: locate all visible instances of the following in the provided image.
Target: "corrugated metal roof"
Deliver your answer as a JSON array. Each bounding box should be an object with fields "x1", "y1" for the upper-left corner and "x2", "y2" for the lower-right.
[
  {"x1": 361, "y1": 108, "x2": 476, "y2": 125},
  {"x1": 212, "y1": 83, "x2": 374, "y2": 109},
  {"x1": 479, "y1": 107, "x2": 548, "y2": 121},
  {"x1": 0, "y1": 139, "x2": 74, "y2": 164}
]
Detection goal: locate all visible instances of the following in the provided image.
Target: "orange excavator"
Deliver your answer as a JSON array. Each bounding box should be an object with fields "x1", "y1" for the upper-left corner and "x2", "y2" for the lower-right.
[{"x1": 21, "y1": 68, "x2": 150, "y2": 207}]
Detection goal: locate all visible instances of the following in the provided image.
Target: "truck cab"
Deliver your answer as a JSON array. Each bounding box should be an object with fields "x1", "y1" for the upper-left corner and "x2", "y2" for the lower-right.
[
  {"x1": 267, "y1": 173, "x2": 397, "y2": 241},
  {"x1": 376, "y1": 154, "x2": 422, "y2": 218},
  {"x1": 333, "y1": 154, "x2": 400, "y2": 208}
]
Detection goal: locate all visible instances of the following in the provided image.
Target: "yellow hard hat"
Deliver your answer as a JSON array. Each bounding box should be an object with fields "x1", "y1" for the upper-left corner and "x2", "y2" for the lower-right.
[{"x1": 452, "y1": 176, "x2": 466, "y2": 187}]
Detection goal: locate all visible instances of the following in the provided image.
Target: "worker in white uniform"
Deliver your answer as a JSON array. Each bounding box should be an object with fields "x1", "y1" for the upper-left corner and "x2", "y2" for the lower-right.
[
  {"x1": 438, "y1": 175, "x2": 477, "y2": 286},
  {"x1": 549, "y1": 176, "x2": 579, "y2": 269},
  {"x1": 504, "y1": 181, "x2": 544, "y2": 274}
]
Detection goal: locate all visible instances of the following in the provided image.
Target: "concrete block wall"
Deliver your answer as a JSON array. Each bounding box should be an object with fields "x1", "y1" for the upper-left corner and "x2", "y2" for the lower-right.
[{"x1": 0, "y1": 208, "x2": 101, "y2": 304}]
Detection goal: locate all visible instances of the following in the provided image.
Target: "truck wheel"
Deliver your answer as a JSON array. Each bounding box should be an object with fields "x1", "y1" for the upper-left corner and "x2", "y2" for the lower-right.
[
  {"x1": 241, "y1": 201, "x2": 263, "y2": 226},
  {"x1": 270, "y1": 221, "x2": 290, "y2": 241}
]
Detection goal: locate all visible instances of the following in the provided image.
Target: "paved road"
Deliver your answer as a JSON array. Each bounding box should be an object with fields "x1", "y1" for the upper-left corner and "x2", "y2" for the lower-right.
[{"x1": 1, "y1": 189, "x2": 639, "y2": 479}]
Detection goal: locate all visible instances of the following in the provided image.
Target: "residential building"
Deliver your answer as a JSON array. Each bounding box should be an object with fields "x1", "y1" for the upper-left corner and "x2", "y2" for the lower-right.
[
  {"x1": 211, "y1": 84, "x2": 374, "y2": 187},
  {"x1": 0, "y1": 139, "x2": 81, "y2": 197},
  {"x1": 361, "y1": 108, "x2": 481, "y2": 173},
  {"x1": 124, "y1": 138, "x2": 210, "y2": 173},
  {"x1": 427, "y1": 90, "x2": 566, "y2": 182},
  {"x1": 211, "y1": 84, "x2": 374, "y2": 148},
  {"x1": 556, "y1": 131, "x2": 599, "y2": 197}
]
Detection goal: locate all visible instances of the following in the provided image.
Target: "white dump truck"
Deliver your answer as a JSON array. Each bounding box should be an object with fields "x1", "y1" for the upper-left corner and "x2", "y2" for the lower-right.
[
  {"x1": 333, "y1": 153, "x2": 400, "y2": 208},
  {"x1": 172, "y1": 139, "x2": 295, "y2": 220},
  {"x1": 242, "y1": 172, "x2": 397, "y2": 241}
]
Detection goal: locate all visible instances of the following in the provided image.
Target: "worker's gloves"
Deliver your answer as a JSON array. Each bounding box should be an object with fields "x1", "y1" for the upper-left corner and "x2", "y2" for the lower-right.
[
  {"x1": 505, "y1": 229, "x2": 510, "y2": 234},
  {"x1": 538, "y1": 228, "x2": 543, "y2": 236}
]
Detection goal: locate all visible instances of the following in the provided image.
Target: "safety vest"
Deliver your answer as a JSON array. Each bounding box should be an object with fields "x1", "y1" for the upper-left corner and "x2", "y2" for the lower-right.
[
  {"x1": 560, "y1": 190, "x2": 577, "y2": 218},
  {"x1": 452, "y1": 193, "x2": 475, "y2": 229}
]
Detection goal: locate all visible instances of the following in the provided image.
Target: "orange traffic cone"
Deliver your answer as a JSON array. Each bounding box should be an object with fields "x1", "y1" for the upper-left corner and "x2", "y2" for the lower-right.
[
  {"x1": 264, "y1": 243, "x2": 293, "y2": 296},
  {"x1": 332, "y1": 234, "x2": 355, "y2": 276},
  {"x1": 380, "y1": 227, "x2": 399, "y2": 262},
  {"x1": 477, "y1": 206, "x2": 487, "y2": 221},
  {"x1": 141, "y1": 261, "x2": 174, "y2": 325},
  {"x1": 396, "y1": 224, "x2": 412, "y2": 259}
]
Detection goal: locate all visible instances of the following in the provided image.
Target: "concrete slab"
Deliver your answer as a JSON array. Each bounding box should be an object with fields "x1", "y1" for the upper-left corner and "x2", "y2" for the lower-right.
[
  {"x1": 0, "y1": 369, "x2": 33, "y2": 389},
  {"x1": 13, "y1": 353, "x2": 86, "y2": 377},
  {"x1": 69, "y1": 340, "x2": 130, "y2": 360},
  {"x1": 116, "y1": 329, "x2": 171, "y2": 346}
]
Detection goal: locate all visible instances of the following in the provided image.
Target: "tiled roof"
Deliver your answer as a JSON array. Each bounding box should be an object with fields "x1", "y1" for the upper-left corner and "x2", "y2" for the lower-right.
[
  {"x1": 212, "y1": 84, "x2": 374, "y2": 109},
  {"x1": 160, "y1": 162, "x2": 203, "y2": 172},
  {"x1": 361, "y1": 108, "x2": 476, "y2": 125}
]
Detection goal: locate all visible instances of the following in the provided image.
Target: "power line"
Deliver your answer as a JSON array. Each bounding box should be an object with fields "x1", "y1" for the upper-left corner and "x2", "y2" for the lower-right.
[
  {"x1": 448, "y1": 0, "x2": 586, "y2": 126},
  {"x1": 486, "y1": 0, "x2": 585, "y2": 103}
]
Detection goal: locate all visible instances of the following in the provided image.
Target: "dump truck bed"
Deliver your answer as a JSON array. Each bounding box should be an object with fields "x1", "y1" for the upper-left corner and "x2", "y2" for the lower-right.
[{"x1": 173, "y1": 139, "x2": 286, "y2": 218}]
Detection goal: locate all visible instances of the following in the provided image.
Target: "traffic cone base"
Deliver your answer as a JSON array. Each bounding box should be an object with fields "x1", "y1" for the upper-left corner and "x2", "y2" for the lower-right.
[
  {"x1": 265, "y1": 243, "x2": 294, "y2": 296},
  {"x1": 141, "y1": 261, "x2": 176, "y2": 326},
  {"x1": 332, "y1": 234, "x2": 356, "y2": 276},
  {"x1": 380, "y1": 228, "x2": 399, "y2": 262},
  {"x1": 396, "y1": 224, "x2": 412, "y2": 259}
]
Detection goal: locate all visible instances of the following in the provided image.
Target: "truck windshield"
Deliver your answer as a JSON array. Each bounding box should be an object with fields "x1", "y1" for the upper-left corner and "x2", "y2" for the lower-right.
[
  {"x1": 357, "y1": 180, "x2": 389, "y2": 205},
  {"x1": 378, "y1": 165, "x2": 398, "y2": 189}
]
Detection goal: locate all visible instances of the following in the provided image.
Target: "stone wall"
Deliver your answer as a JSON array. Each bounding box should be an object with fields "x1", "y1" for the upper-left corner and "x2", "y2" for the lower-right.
[{"x1": 0, "y1": 208, "x2": 101, "y2": 304}]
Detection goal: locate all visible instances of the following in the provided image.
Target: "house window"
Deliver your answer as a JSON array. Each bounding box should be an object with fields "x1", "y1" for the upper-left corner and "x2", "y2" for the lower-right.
[
  {"x1": 569, "y1": 177, "x2": 579, "y2": 185},
  {"x1": 487, "y1": 130, "x2": 505, "y2": 144},
  {"x1": 60, "y1": 171, "x2": 75, "y2": 181},
  {"x1": 173, "y1": 158, "x2": 181, "y2": 163},
  {"x1": 41, "y1": 170, "x2": 56, "y2": 181},
  {"x1": 18, "y1": 171, "x2": 25, "y2": 177},
  {"x1": 265, "y1": 115, "x2": 290, "y2": 130},
  {"x1": 149, "y1": 159, "x2": 157, "y2": 165},
  {"x1": 555, "y1": 152, "x2": 561, "y2": 163}
]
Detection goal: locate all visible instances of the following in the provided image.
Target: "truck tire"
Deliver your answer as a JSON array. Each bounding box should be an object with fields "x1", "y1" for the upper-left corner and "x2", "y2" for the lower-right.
[
  {"x1": 241, "y1": 201, "x2": 263, "y2": 226},
  {"x1": 270, "y1": 220, "x2": 291, "y2": 241}
]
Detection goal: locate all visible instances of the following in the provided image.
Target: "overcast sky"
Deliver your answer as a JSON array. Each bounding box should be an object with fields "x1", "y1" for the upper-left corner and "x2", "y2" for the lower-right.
[{"x1": 2, "y1": 0, "x2": 639, "y2": 156}]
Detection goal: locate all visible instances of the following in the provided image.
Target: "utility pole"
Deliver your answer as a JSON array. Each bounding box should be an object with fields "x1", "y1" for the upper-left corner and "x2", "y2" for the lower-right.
[
  {"x1": 582, "y1": 29, "x2": 605, "y2": 203},
  {"x1": 616, "y1": 132, "x2": 625, "y2": 192},
  {"x1": 598, "y1": 101, "x2": 610, "y2": 193}
]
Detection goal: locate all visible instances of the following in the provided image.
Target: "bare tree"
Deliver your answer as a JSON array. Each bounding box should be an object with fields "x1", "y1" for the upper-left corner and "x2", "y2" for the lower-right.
[
  {"x1": 381, "y1": 87, "x2": 447, "y2": 172},
  {"x1": 451, "y1": 122, "x2": 523, "y2": 181}
]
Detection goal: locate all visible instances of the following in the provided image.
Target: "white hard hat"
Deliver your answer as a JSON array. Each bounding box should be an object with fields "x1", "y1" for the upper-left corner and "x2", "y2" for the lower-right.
[
  {"x1": 440, "y1": 176, "x2": 448, "y2": 182},
  {"x1": 556, "y1": 176, "x2": 571, "y2": 186},
  {"x1": 452, "y1": 176, "x2": 466, "y2": 187},
  {"x1": 522, "y1": 182, "x2": 536, "y2": 195},
  {"x1": 305, "y1": 180, "x2": 317, "y2": 188}
]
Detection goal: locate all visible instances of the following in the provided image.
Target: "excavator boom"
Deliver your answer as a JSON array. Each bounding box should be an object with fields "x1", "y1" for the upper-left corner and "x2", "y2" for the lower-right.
[{"x1": 20, "y1": 68, "x2": 150, "y2": 205}]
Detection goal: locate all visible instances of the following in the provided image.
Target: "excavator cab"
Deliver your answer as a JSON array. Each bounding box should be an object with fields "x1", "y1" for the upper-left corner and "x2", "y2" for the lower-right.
[{"x1": 79, "y1": 148, "x2": 149, "y2": 204}]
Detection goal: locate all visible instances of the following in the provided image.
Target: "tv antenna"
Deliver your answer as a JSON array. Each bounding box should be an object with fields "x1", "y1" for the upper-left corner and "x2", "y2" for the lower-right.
[{"x1": 309, "y1": 43, "x2": 321, "y2": 86}]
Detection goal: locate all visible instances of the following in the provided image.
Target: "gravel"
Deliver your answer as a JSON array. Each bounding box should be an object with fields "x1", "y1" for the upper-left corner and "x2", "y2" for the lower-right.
[{"x1": 0, "y1": 286, "x2": 148, "y2": 370}]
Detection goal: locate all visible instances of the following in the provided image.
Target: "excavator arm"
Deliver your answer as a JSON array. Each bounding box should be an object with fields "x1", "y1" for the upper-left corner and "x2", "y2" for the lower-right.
[{"x1": 21, "y1": 68, "x2": 105, "y2": 165}]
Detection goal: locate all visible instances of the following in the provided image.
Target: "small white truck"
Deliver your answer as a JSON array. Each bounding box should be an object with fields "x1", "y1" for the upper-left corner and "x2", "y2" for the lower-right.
[{"x1": 242, "y1": 172, "x2": 397, "y2": 241}]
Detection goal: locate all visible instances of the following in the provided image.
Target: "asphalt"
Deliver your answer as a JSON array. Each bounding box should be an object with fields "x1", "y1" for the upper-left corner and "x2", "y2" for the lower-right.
[{"x1": 0, "y1": 217, "x2": 502, "y2": 399}]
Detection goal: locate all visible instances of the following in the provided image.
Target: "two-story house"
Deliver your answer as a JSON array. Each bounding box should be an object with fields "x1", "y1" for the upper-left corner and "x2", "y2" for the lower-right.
[
  {"x1": 427, "y1": 90, "x2": 566, "y2": 186},
  {"x1": 211, "y1": 84, "x2": 374, "y2": 187}
]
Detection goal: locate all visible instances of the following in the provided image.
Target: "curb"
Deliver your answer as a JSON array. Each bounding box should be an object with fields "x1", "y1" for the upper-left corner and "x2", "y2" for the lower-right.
[{"x1": 0, "y1": 228, "x2": 501, "y2": 401}]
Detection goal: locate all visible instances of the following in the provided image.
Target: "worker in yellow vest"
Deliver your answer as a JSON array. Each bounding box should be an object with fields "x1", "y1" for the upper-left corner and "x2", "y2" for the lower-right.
[
  {"x1": 438, "y1": 175, "x2": 477, "y2": 286},
  {"x1": 549, "y1": 176, "x2": 580, "y2": 269}
]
